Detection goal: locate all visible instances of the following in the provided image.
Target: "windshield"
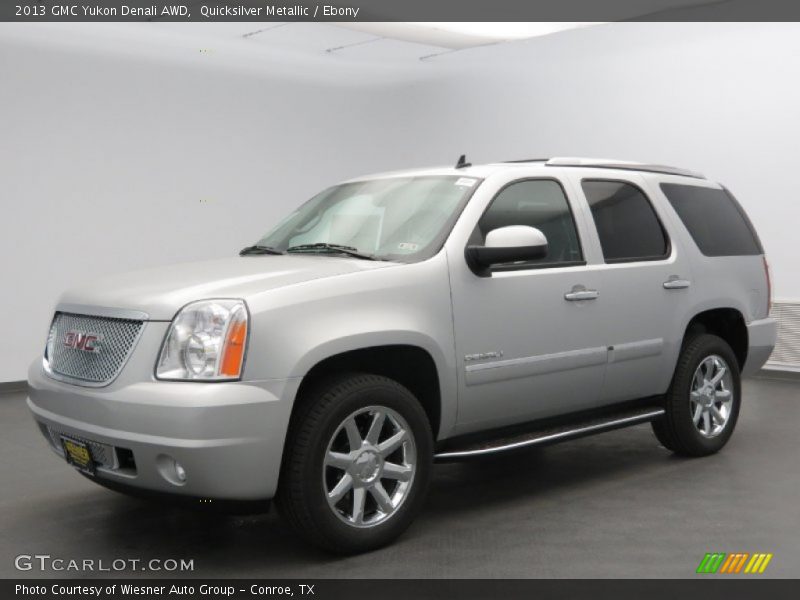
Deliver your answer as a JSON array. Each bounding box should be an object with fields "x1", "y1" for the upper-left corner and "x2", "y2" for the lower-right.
[{"x1": 254, "y1": 175, "x2": 480, "y2": 262}]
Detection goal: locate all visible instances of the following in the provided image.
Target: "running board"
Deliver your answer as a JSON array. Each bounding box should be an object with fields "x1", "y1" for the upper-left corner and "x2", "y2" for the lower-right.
[{"x1": 434, "y1": 406, "x2": 665, "y2": 461}]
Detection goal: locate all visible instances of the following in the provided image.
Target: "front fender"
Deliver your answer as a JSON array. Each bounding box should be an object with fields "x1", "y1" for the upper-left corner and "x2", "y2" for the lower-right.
[{"x1": 242, "y1": 254, "x2": 459, "y2": 439}]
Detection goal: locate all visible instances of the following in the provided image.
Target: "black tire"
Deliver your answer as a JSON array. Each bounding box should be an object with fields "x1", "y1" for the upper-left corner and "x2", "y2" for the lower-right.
[
  {"x1": 652, "y1": 333, "x2": 741, "y2": 457},
  {"x1": 651, "y1": 416, "x2": 677, "y2": 452},
  {"x1": 276, "y1": 373, "x2": 433, "y2": 554}
]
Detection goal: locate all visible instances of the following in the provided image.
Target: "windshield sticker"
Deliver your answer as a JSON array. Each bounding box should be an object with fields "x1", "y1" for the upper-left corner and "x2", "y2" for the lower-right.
[
  {"x1": 397, "y1": 242, "x2": 419, "y2": 251},
  {"x1": 454, "y1": 177, "x2": 477, "y2": 187}
]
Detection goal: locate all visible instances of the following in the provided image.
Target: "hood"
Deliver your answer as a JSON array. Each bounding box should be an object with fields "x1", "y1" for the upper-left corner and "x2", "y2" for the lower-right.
[{"x1": 58, "y1": 255, "x2": 396, "y2": 320}]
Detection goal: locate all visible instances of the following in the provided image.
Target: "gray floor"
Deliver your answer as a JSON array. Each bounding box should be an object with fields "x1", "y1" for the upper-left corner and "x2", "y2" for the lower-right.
[{"x1": 2, "y1": 376, "x2": 798, "y2": 579}]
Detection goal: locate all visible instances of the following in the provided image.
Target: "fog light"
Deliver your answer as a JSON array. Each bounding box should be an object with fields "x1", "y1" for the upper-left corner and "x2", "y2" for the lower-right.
[
  {"x1": 174, "y1": 461, "x2": 187, "y2": 482},
  {"x1": 156, "y1": 454, "x2": 187, "y2": 486}
]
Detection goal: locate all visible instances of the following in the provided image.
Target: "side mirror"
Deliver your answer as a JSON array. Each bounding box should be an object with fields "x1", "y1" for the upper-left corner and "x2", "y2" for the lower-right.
[{"x1": 465, "y1": 225, "x2": 548, "y2": 275}]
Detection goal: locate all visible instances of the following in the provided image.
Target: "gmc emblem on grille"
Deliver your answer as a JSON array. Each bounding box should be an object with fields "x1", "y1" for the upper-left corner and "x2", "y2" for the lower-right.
[{"x1": 64, "y1": 331, "x2": 101, "y2": 353}]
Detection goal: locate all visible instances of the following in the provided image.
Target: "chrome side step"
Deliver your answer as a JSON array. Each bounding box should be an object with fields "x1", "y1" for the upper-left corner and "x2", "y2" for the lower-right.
[{"x1": 434, "y1": 407, "x2": 665, "y2": 461}]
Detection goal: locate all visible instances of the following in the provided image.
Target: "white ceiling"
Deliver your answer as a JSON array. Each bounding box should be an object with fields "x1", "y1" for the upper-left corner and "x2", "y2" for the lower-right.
[
  {"x1": 144, "y1": 4, "x2": 712, "y2": 63},
  {"x1": 243, "y1": 22, "x2": 451, "y2": 60},
  {"x1": 145, "y1": 22, "x2": 507, "y2": 63},
  {"x1": 330, "y1": 22, "x2": 606, "y2": 53},
  {"x1": 2, "y1": 4, "x2": 717, "y2": 79},
  {"x1": 130, "y1": 22, "x2": 444, "y2": 63},
  {"x1": 137, "y1": 21, "x2": 616, "y2": 64},
  {"x1": 137, "y1": 0, "x2": 717, "y2": 62}
]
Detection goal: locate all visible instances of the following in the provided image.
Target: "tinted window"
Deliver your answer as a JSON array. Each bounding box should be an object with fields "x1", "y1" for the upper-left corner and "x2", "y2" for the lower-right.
[
  {"x1": 476, "y1": 179, "x2": 583, "y2": 268},
  {"x1": 582, "y1": 180, "x2": 669, "y2": 262},
  {"x1": 660, "y1": 183, "x2": 762, "y2": 256}
]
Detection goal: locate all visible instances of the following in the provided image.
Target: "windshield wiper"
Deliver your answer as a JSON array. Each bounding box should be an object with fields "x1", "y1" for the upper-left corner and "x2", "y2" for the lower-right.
[
  {"x1": 239, "y1": 245, "x2": 283, "y2": 256},
  {"x1": 285, "y1": 243, "x2": 377, "y2": 261}
]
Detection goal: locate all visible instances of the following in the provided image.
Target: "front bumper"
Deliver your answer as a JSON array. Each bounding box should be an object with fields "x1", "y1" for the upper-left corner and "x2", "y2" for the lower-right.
[
  {"x1": 742, "y1": 316, "x2": 778, "y2": 377},
  {"x1": 27, "y1": 360, "x2": 300, "y2": 501}
]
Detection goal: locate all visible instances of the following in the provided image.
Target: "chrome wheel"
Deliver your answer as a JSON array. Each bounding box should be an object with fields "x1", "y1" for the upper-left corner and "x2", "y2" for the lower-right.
[
  {"x1": 323, "y1": 406, "x2": 416, "y2": 528},
  {"x1": 690, "y1": 355, "x2": 734, "y2": 438}
]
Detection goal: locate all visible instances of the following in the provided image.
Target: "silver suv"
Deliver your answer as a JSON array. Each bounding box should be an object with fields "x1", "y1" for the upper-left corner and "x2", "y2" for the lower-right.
[{"x1": 28, "y1": 157, "x2": 777, "y2": 553}]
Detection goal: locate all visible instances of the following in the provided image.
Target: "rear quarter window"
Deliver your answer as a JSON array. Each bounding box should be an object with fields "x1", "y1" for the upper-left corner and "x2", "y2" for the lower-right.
[{"x1": 660, "y1": 183, "x2": 763, "y2": 256}]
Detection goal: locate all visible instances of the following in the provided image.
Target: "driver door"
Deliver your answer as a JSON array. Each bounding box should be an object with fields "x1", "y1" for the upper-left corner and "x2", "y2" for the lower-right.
[{"x1": 448, "y1": 177, "x2": 607, "y2": 433}]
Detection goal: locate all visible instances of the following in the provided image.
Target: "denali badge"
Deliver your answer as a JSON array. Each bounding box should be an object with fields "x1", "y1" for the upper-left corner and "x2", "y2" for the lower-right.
[
  {"x1": 465, "y1": 351, "x2": 504, "y2": 362},
  {"x1": 64, "y1": 331, "x2": 101, "y2": 354}
]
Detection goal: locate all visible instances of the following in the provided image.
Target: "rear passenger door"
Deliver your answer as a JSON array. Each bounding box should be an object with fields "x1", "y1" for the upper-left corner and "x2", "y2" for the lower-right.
[{"x1": 574, "y1": 174, "x2": 693, "y2": 404}]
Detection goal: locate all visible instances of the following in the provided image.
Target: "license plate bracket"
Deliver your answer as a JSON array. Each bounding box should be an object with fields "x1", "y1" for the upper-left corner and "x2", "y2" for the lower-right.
[{"x1": 60, "y1": 435, "x2": 96, "y2": 476}]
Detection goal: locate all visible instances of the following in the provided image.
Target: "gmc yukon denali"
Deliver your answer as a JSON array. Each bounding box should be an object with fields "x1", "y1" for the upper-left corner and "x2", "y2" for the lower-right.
[{"x1": 27, "y1": 157, "x2": 777, "y2": 553}]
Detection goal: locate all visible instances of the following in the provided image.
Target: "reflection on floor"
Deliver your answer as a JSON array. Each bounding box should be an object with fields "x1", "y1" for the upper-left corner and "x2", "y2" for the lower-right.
[{"x1": 2, "y1": 375, "x2": 798, "y2": 578}]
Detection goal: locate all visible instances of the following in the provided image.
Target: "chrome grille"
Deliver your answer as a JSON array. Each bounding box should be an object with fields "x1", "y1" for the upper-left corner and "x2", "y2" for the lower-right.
[{"x1": 45, "y1": 312, "x2": 143, "y2": 386}]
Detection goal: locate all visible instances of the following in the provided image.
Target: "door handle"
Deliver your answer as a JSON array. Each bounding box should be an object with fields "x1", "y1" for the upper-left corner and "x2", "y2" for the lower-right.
[
  {"x1": 564, "y1": 286, "x2": 600, "y2": 301},
  {"x1": 663, "y1": 277, "x2": 691, "y2": 290}
]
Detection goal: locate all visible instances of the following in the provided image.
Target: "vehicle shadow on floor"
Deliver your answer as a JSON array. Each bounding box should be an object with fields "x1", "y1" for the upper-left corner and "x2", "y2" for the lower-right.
[{"x1": 60, "y1": 424, "x2": 688, "y2": 573}]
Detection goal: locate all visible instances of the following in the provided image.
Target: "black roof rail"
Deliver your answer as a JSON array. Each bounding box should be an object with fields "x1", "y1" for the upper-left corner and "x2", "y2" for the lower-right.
[
  {"x1": 544, "y1": 157, "x2": 705, "y2": 179},
  {"x1": 501, "y1": 158, "x2": 550, "y2": 163}
]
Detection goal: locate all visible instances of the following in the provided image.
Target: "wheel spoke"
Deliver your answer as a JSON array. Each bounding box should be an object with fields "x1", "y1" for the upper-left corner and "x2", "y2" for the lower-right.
[
  {"x1": 351, "y1": 487, "x2": 366, "y2": 524},
  {"x1": 709, "y1": 366, "x2": 727, "y2": 387},
  {"x1": 377, "y1": 430, "x2": 406, "y2": 457},
  {"x1": 344, "y1": 417, "x2": 363, "y2": 451},
  {"x1": 702, "y1": 359, "x2": 712, "y2": 379},
  {"x1": 692, "y1": 403, "x2": 704, "y2": 424},
  {"x1": 382, "y1": 462, "x2": 413, "y2": 481},
  {"x1": 703, "y1": 411, "x2": 712, "y2": 435},
  {"x1": 327, "y1": 473, "x2": 353, "y2": 504},
  {"x1": 710, "y1": 405, "x2": 725, "y2": 425},
  {"x1": 692, "y1": 370, "x2": 704, "y2": 390},
  {"x1": 370, "y1": 482, "x2": 394, "y2": 514},
  {"x1": 365, "y1": 410, "x2": 385, "y2": 446},
  {"x1": 715, "y1": 388, "x2": 732, "y2": 401},
  {"x1": 325, "y1": 451, "x2": 352, "y2": 471}
]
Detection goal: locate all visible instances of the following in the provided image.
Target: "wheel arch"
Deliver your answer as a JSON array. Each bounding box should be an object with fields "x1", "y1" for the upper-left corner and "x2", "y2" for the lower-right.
[
  {"x1": 292, "y1": 340, "x2": 448, "y2": 441},
  {"x1": 682, "y1": 307, "x2": 748, "y2": 370}
]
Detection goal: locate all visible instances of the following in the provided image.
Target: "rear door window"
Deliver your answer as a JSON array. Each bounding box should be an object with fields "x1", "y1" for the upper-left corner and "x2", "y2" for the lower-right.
[
  {"x1": 582, "y1": 180, "x2": 669, "y2": 263},
  {"x1": 660, "y1": 183, "x2": 763, "y2": 256}
]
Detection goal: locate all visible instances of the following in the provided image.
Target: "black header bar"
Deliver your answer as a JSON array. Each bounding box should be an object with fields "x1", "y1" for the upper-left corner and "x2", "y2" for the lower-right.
[
  {"x1": 4, "y1": 579, "x2": 800, "y2": 600},
  {"x1": 4, "y1": 0, "x2": 800, "y2": 22}
]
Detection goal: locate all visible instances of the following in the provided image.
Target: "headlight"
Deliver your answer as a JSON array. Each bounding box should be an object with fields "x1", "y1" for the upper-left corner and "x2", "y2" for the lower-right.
[{"x1": 156, "y1": 299, "x2": 249, "y2": 381}]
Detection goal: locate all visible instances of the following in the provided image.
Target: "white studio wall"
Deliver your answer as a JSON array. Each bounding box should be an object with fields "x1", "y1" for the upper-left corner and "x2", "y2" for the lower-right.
[
  {"x1": 0, "y1": 24, "x2": 454, "y2": 382},
  {"x1": 2, "y1": 21, "x2": 800, "y2": 381},
  {"x1": 412, "y1": 22, "x2": 800, "y2": 301}
]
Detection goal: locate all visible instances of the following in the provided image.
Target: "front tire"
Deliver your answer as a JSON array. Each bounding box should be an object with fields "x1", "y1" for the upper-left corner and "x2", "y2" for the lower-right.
[
  {"x1": 277, "y1": 373, "x2": 433, "y2": 554},
  {"x1": 652, "y1": 333, "x2": 741, "y2": 457}
]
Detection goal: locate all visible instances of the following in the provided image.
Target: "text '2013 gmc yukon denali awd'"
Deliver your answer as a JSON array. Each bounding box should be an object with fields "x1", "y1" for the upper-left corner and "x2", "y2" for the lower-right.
[{"x1": 28, "y1": 157, "x2": 777, "y2": 553}]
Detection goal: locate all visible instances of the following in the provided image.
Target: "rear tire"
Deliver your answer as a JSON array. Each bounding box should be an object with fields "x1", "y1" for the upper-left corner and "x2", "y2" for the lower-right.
[
  {"x1": 652, "y1": 333, "x2": 741, "y2": 456},
  {"x1": 276, "y1": 373, "x2": 433, "y2": 554}
]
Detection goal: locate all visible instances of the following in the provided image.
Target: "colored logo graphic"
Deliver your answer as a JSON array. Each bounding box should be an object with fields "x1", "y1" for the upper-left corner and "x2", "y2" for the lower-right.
[{"x1": 696, "y1": 552, "x2": 773, "y2": 574}]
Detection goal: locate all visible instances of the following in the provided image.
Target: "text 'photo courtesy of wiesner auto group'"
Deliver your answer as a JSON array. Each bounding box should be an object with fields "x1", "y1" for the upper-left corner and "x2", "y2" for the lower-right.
[{"x1": 1, "y1": 1, "x2": 799, "y2": 598}]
